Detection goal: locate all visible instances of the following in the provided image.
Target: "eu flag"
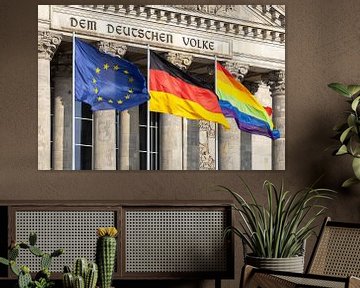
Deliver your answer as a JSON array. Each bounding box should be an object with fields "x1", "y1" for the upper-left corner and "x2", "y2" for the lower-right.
[{"x1": 75, "y1": 38, "x2": 148, "y2": 111}]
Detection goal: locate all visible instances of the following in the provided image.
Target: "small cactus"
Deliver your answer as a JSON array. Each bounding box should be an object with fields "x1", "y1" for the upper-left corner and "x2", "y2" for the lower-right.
[
  {"x1": 85, "y1": 263, "x2": 98, "y2": 288},
  {"x1": 63, "y1": 259, "x2": 98, "y2": 288},
  {"x1": 63, "y1": 272, "x2": 74, "y2": 288},
  {"x1": 41, "y1": 253, "x2": 52, "y2": 270},
  {"x1": 73, "y1": 275, "x2": 85, "y2": 288},
  {"x1": 64, "y1": 265, "x2": 72, "y2": 273},
  {"x1": 51, "y1": 248, "x2": 64, "y2": 257},
  {"x1": 9, "y1": 246, "x2": 19, "y2": 260},
  {"x1": 18, "y1": 269, "x2": 32, "y2": 288},
  {"x1": 29, "y1": 245, "x2": 44, "y2": 257},
  {"x1": 74, "y1": 258, "x2": 88, "y2": 280},
  {"x1": 96, "y1": 227, "x2": 118, "y2": 288},
  {"x1": 0, "y1": 232, "x2": 63, "y2": 288}
]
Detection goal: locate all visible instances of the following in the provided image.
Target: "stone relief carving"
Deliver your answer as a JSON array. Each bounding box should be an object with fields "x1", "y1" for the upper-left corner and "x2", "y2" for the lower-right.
[
  {"x1": 224, "y1": 61, "x2": 249, "y2": 82},
  {"x1": 97, "y1": 118, "x2": 112, "y2": 142},
  {"x1": 166, "y1": 52, "x2": 193, "y2": 70},
  {"x1": 38, "y1": 31, "x2": 62, "y2": 60},
  {"x1": 174, "y1": 5, "x2": 235, "y2": 15},
  {"x1": 199, "y1": 121, "x2": 216, "y2": 138},
  {"x1": 199, "y1": 141, "x2": 215, "y2": 170},
  {"x1": 199, "y1": 120, "x2": 216, "y2": 170},
  {"x1": 97, "y1": 41, "x2": 127, "y2": 58}
]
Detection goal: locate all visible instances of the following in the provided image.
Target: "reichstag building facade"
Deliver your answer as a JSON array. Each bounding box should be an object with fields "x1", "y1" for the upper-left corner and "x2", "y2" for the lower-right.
[{"x1": 38, "y1": 5, "x2": 285, "y2": 170}]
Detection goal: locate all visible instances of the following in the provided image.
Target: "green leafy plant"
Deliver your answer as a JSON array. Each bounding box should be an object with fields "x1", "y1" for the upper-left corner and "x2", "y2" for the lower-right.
[
  {"x1": 0, "y1": 232, "x2": 63, "y2": 288},
  {"x1": 328, "y1": 83, "x2": 360, "y2": 187},
  {"x1": 221, "y1": 179, "x2": 335, "y2": 258}
]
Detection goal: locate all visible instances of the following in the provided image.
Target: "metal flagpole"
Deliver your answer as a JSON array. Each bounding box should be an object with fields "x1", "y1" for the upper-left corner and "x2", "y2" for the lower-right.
[
  {"x1": 72, "y1": 32, "x2": 76, "y2": 170},
  {"x1": 146, "y1": 45, "x2": 151, "y2": 170},
  {"x1": 214, "y1": 55, "x2": 219, "y2": 170}
]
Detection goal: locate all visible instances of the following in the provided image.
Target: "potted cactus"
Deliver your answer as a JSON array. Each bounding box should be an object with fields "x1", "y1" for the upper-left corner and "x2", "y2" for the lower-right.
[
  {"x1": 96, "y1": 227, "x2": 118, "y2": 288},
  {"x1": 0, "y1": 232, "x2": 64, "y2": 288},
  {"x1": 62, "y1": 258, "x2": 98, "y2": 288}
]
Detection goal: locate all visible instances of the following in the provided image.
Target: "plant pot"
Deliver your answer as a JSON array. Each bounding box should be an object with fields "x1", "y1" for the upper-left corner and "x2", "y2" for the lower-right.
[{"x1": 245, "y1": 254, "x2": 304, "y2": 273}]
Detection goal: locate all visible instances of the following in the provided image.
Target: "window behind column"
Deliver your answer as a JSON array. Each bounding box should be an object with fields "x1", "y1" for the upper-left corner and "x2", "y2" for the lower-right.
[
  {"x1": 74, "y1": 101, "x2": 93, "y2": 170},
  {"x1": 139, "y1": 103, "x2": 160, "y2": 170}
]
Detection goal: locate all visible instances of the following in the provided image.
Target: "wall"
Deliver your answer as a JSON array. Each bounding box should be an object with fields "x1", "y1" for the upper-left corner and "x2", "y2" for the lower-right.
[{"x1": 0, "y1": 1, "x2": 359, "y2": 287}]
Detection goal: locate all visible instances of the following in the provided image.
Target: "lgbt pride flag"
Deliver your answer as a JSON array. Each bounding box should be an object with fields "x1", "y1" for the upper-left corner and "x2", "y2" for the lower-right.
[
  {"x1": 149, "y1": 51, "x2": 230, "y2": 129},
  {"x1": 216, "y1": 62, "x2": 280, "y2": 139}
]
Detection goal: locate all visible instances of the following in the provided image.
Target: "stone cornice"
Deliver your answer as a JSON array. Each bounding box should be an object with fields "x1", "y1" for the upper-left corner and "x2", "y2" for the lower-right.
[
  {"x1": 62, "y1": 5, "x2": 285, "y2": 44},
  {"x1": 248, "y1": 5, "x2": 285, "y2": 28}
]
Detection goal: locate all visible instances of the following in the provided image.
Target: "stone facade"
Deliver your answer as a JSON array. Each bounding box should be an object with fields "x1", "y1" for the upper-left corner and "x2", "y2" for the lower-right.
[{"x1": 38, "y1": 5, "x2": 285, "y2": 170}]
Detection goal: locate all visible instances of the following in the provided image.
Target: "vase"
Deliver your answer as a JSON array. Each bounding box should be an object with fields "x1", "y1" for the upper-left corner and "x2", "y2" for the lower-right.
[{"x1": 245, "y1": 254, "x2": 305, "y2": 273}]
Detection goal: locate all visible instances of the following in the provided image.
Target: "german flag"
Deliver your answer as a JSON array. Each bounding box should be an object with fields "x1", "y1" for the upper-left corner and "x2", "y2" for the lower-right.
[{"x1": 149, "y1": 51, "x2": 230, "y2": 129}]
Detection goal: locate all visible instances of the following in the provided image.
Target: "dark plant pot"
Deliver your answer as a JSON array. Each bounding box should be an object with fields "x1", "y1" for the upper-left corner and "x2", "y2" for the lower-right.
[{"x1": 245, "y1": 254, "x2": 304, "y2": 273}]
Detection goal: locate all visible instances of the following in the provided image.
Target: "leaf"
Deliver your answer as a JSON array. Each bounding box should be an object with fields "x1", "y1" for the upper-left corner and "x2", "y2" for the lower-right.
[
  {"x1": 347, "y1": 85, "x2": 360, "y2": 97},
  {"x1": 328, "y1": 83, "x2": 352, "y2": 97},
  {"x1": 352, "y1": 157, "x2": 360, "y2": 179},
  {"x1": 347, "y1": 114, "x2": 356, "y2": 127},
  {"x1": 10, "y1": 261, "x2": 20, "y2": 276},
  {"x1": 351, "y1": 96, "x2": 360, "y2": 111},
  {"x1": 348, "y1": 135, "x2": 360, "y2": 156},
  {"x1": 333, "y1": 122, "x2": 348, "y2": 132},
  {"x1": 0, "y1": 257, "x2": 9, "y2": 266},
  {"x1": 342, "y1": 177, "x2": 360, "y2": 187},
  {"x1": 340, "y1": 126, "x2": 353, "y2": 143},
  {"x1": 336, "y1": 145, "x2": 348, "y2": 155}
]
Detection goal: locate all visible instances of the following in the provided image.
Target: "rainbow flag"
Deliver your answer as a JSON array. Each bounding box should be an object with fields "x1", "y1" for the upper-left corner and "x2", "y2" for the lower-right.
[
  {"x1": 216, "y1": 62, "x2": 280, "y2": 139},
  {"x1": 149, "y1": 52, "x2": 230, "y2": 129}
]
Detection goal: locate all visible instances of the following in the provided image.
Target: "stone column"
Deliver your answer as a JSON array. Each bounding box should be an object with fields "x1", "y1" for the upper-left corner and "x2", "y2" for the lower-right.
[
  {"x1": 267, "y1": 70, "x2": 285, "y2": 170},
  {"x1": 52, "y1": 51, "x2": 72, "y2": 170},
  {"x1": 199, "y1": 121, "x2": 216, "y2": 170},
  {"x1": 218, "y1": 61, "x2": 248, "y2": 170},
  {"x1": 38, "y1": 31, "x2": 62, "y2": 170},
  {"x1": 160, "y1": 52, "x2": 193, "y2": 170},
  {"x1": 93, "y1": 41, "x2": 128, "y2": 170}
]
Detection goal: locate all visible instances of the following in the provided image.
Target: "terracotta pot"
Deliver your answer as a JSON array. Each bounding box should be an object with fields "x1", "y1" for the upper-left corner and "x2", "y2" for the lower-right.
[{"x1": 245, "y1": 254, "x2": 305, "y2": 273}]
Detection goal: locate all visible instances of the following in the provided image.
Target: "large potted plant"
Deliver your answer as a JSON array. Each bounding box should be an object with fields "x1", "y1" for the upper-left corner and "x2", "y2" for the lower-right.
[
  {"x1": 328, "y1": 83, "x2": 360, "y2": 187},
  {"x1": 221, "y1": 179, "x2": 334, "y2": 273}
]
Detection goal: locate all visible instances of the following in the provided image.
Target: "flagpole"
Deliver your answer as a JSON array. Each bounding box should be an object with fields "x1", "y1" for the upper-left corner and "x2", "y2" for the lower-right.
[
  {"x1": 146, "y1": 45, "x2": 151, "y2": 170},
  {"x1": 214, "y1": 55, "x2": 219, "y2": 170},
  {"x1": 72, "y1": 32, "x2": 76, "y2": 170}
]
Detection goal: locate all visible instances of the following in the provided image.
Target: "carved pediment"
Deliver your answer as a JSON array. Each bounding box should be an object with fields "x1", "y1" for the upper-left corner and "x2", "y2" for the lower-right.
[{"x1": 168, "y1": 5, "x2": 285, "y2": 28}]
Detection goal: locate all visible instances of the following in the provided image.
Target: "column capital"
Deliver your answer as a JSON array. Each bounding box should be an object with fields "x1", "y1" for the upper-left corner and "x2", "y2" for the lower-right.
[
  {"x1": 166, "y1": 52, "x2": 193, "y2": 70},
  {"x1": 224, "y1": 61, "x2": 249, "y2": 81},
  {"x1": 38, "y1": 30, "x2": 62, "y2": 60},
  {"x1": 263, "y1": 70, "x2": 285, "y2": 94},
  {"x1": 243, "y1": 81, "x2": 260, "y2": 95},
  {"x1": 97, "y1": 41, "x2": 127, "y2": 58}
]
